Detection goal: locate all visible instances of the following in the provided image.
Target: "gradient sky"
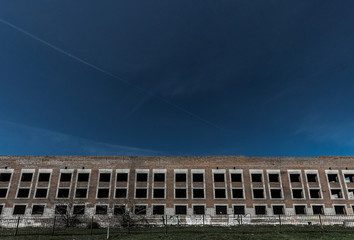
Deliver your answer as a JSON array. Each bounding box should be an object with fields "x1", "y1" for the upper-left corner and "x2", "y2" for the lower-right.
[{"x1": 1, "y1": 0, "x2": 354, "y2": 156}]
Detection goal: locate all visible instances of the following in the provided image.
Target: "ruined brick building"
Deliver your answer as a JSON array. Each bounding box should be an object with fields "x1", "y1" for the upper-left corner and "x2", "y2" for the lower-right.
[{"x1": 0, "y1": 155, "x2": 354, "y2": 217}]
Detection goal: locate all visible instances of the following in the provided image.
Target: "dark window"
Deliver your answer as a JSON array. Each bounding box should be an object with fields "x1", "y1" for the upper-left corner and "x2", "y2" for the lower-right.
[
  {"x1": 32, "y1": 205, "x2": 44, "y2": 215},
  {"x1": 38, "y1": 173, "x2": 50, "y2": 182},
  {"x1": 269, "y1": 174, "x2": 279, "y2": 182},
  {"x1": 253, "y1": 189, "x2": 264, "y2": 198},
  {"x1": 216, "y1": 206, "x2": 227, "y2": 215},
  {"x1": 96, "y1": 205, "x2": 107, "y2": 214},
  {"x1": 270, "y1": 189, "x2": 282, "y2": 198},
  {"x1": 114, "y1": 205, "x2": 125, "y2": 215},
  {"x1": 57, "y1": 188, "x2": 69, "y2": 198},
  {"x1": 175, "y1": 173, "x2": 186, "y2": 182},
  {"x1": 334, "y1": 206, "x2": 346, "y2": 215},
  {"x1": 292, "y1": 189, "x2": 303, "y2": 198},
  {"x1": 290, "y1": 174, "x2": 301, "y2": 182},
  {"x1": 175, "y1": 205, "x2": 187, "y2": 215},
  {"x1": 328, "y1": 174, "x2": 338, "y2": 183},
  {"x1": 232, "y1": 189, "x2": 243, "y2": 198},
  {"x1": 153, "y1": 205, "x2": 164, "y2": 215},
  {"x1": 193, "y1": 205, "x2": 205, "y2": 215},
  {"x1": 154, "y1": 173, "x2": 165, "y2": 182},
  {"x1": 215, "y1": 189, "x2": 226, "y2": 198},
  {"x1": 345, "y1": 174, "x2": 354, "y2": 183},
  {"x1": 214, "y1": 174, "x2": 225, "y2": 182},
  {"x1": 312, "y1": 205, "x2": 324, "y2": 215},
  {"x1": 193, "y1": 189, "x2": 204, "y2": 198},
  {"x1": 17, "y1": 188, "x2": 30, "y2": 198},
  {"x1": 35, "y1": 188, "x2": 48, "y2": 198},
  {"x1": 193, "y1": 173, "x2": 203, "y2": 182},
  {"x1": 115, "y1": 188, "x2": 127, "y2": 198},
  {"x1": 255, "y1": 206, "x2": 266, "y2": 215},
  {"x1": 153, "y1": 189, "x2": 165, "y2": 198},
  {"x1": 0, "y1": 205, "x2": 3, "y2": 215},
  {"x1": 135, "y1": 205, "x2": 146, "y2": 215},
  {"x1": 234, "y1": 206, "x2": 245, "y2": 215},
  {"x1": 60, "y1": 173, "x2": 72, "y2": 182},
  {"x1": 295, "y1": 205, "x2": 306, "y2": 215},
  {"x1": 310, "y1": 189, "x2": 321, "y2": 198},
  {"x1": 251, "y1": 174, "x2": 262, "y2": 182},
  {"x1": 135, "y1": 189, "x2": 147, "y2": 198},
  {"x1": 331, "y1": 189, "x2": 343, "y2": 199},
  {"x1": 73, "y1": 205, "x2": 85, "y2": 215},
  {"x1": 55, "y1": 205, "x2": 67, "y2": 215},
  {"x1": 75, "y1": 188, "x2": 88, "y2": 198},
  {"x1": 0, "y1": 188, "x2": 7, "y2": 198},
  {"x1": 77, "y1": 173, "x2": 89, "y2": 182},
  {"x1": 0, "y1": 173, "x2": 11, "y2": 182},
  {"x1": 21, "y1": 173, "x2": 33, "y2": 182},
  {"x1": 13, "y1": 205, "x2": 26, "y2": 215},
  {"x1": 273, "y1": 206, "x2": 284, "y2": 215},
  {"x1": 231, "y1": 173, "x2": 242, "y2": 182},
  {"x1": 348, "y1": 189, "x2": 354, "y2": 198},
  {"x1": 175, "y1": 189, "x2": 187, "y2": 198},
  {"x1": 99, "y1": 173, "x2": 111, "y2": 182},
  {"x1": 136, "y1": 173, "x2": 148, "y2": 182},
  {"x1": 116, "y1": 173, "x2": 128, "y2": 182},
  {"x1": 97, "y1": 188, "x2": 109, "y2": 198},
  {"x1": 307, "y1": 174, "x2": 317, "y2": 182}
]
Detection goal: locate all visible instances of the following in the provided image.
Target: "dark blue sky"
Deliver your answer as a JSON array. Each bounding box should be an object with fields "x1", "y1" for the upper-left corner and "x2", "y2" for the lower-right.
[{"x1": 1, "y1": 0, "x2": 354, "y2": 156}]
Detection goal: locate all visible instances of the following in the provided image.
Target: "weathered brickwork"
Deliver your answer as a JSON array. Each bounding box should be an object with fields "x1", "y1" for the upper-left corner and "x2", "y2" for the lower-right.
[{"x1": 0, "y1": 155, "x2": 354, "y2": 217}]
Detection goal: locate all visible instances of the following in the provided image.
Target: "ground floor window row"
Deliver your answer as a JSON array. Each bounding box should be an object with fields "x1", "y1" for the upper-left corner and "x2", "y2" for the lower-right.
[{"x1": 0, "y1": 204, "x2": 352, "y2": 216}]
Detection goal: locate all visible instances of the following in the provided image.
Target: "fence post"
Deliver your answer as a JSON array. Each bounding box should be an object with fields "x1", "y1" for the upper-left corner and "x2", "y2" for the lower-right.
[
  {"x1": 165, "y1": 215, "x2": 168, "y2": 234},
  {"x1": 90, "y1": 216, "x2": 93, "y2": 235},
  {"x1": 278, "y1": 215, "x2": 282, "y2": 233},
  {"x1": 203, "y1": 214, "x2": 205, "y2": 232},
  {"x1": 128, "y1": 215, "x2": 131, "y2": 234},
  {"x1": 319, "y1": 215, "x2": 323, "y2": 232},
  {"x1": 52, "y1": 216, "x2": 56, "y2": 236},
  {"x1": 14, "y1": 216, "x2": 20, "y2": 236}
]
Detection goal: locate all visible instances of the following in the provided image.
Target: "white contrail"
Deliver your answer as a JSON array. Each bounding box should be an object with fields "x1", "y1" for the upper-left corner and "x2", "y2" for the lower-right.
[{"x1": 0, "y1": 17, "x2": 223, "y2": 131}]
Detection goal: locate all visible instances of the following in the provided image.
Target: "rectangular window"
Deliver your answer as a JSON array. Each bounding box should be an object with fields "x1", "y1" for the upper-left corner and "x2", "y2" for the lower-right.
[
  {"x1": 272, "y1": 205, "x2": 284, "y2": 215},
  {"x1": 292, "y1": 189, "x2": 303, "y2": 198},
  {"x1": 193, "y1": 205, "x2": 205, "y2": 215},
  {"x1": 153, "y1": 205, "x2": 165, "y2": 215},
  {"x1": 269, "y1": 174, "x2": 279, "y2": 182},
  {"x1": 234, "y1": 206, "x2": 245, "y2": 215},
  {"x1": 312, "y1": 205, "x2": 324, "y2": 215},
  {"x1": 215, "y1": 206, "x2": 227, "y2": 215},
  {"x1": 295, "y1": 205, "x2": 306, "y2": 215},
  {"x1": 115, "y1": 188, "x2": 127, "y2": 198},
  {"x1": 193, "y1": 189, "x2": 204, "y2": 198},
  {"x1": 307, "y1": 174, "x2": 317, "y2": 183},
  {"x1": 97, "y1": 188, "x2": 109, "y2": 198},
  {"x1": 32, "y1": 205, "x2": 45, "y2": 215},
  {"x1": 0, "y1": 205, "x2": 3, "y2": 215},
  {"x1": 270, "y1": 189, "x2": 282, "y2": 198},
  {"x1": 344, "y1": 174, "x2": 354, "y2": 183},
  {"x1": 251, "y1": 174, "x2": 262, "y2": 182},
  {"x1": 255, "y1": 206, "x2": 266, "y2": 215},
  {"x1": 290, "y1": 174, "x2": 301, "y2": 182},
  {"x1": 116, "y1": 173, "x2": 128, "y2": 182},
  {"x1": 154, "y1": 173, "x2": 165, "y2": 182},
  {"x1": 21, "y1": 173, "x2": 33, "y2": 182},
  {"x1": 192, "y1": 173, "x2": 203, "y2": 182},
  {"x1": 0, "y1": 188, "x2": 7, "y2": 198},
  {"x1": 135, "y1": 205, "x2": 146, "y2": 215},
  {"x1": 214, "y1": 173, "x2": 225, "y2": 182},
  {"x1": 231, "y1": 173, "x2": 242, "y2": 182},
  {"x1": 75, "y1": 188, "x2": 88, "y2": 198},
  {"x1": 175, "y1": 189, "x2": 187, "y2": 198},
  {"x1": 35, "y1": 188, "x2": 48, "y2": 198},
  {"x1": 136, "y1": 173, "x2": 148, "y2": 182},
  {"x1": 253, "y1": 189, "x2": 264, "y2": 198},
  {"x1": 175, "y1": 173, "x2": 186, "y2": 182},
  {"x1": 232, "y1": 189, "x2": 243, "y2": 198},
  {"x1": 214, "y1": 189, "x2": 226, "y2": 198},
  {"x1": 73, "y1": 205, "x2": 85, "y2": 215},
  {"x1": 60, "y1": 173, "x2": 72, "y2": 182},
  {"x1": 13, "y1": 205, "x2": 26, "y2": 215},
  {"x1": 309, "y1": 189, "x2": 321, "y2": 198},
  {"x1": 17, "y1": 188, "x2": 30, "y2": 198},
  {"x1": 135, "y1": 189, "x2": 147, "y2": 198},
  {"x1": 38, "y1": 173, "x2": 50, "y2": 182},
  {"x1": 57, "y1": 188, "x2": 70, "y2": 198},
  {"x1": 334, "y1": 206, "x2": 346, "y2": 215},
  {"x1": 55, "y1": 205, "x2": 67, "y2": 215},
  {"x1": 114, "y1": 205, "x2": 125, "y2": 215},
  {"x1": 175, "y1": 205, "x2": 187, "y2": 215},
  {"x1": 99, "y1": 173, "x2": 111, "y2": 182},
  {"x1": 331, "y1": 189, "x2": 343, "y2": 199},
  {"x1": 153, "y1": 189, "x2": 165, "y2": 198},
  {"x1": 327, "y1": 174, "x2": 338, "y2": 183},
  {"x1": 96, "y1": 205, "x2": 108, "y2": 215},
  {"x1": 77, "y1": 173, "x2": 89, "y2": 182},
  {"x1": 0, "y1": 173, "x2": 11, "y2": 182}
]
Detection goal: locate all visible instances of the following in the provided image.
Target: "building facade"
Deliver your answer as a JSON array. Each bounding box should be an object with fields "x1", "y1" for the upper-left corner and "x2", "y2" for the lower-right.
[{"x1": 0, "y1": 155, "x2": 354, "y2": 217}]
